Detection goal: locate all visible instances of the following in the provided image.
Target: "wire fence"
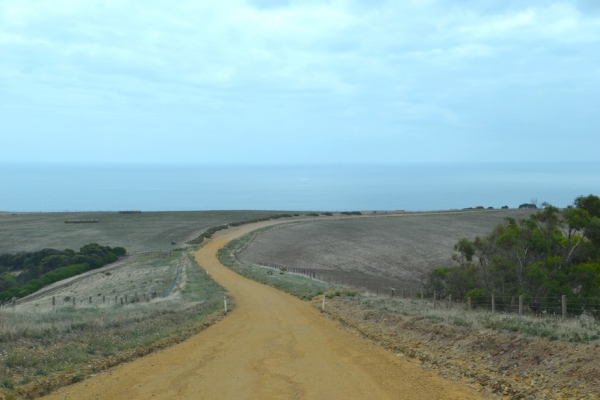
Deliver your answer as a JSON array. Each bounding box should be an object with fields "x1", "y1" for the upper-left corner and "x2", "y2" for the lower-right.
[
  {"x1": 422, "y1": 292, "x2": 600, "y2": 319},
  {"x1": 0, "y1": 290, "x2": 170, "y2": 312},
  {"x1": 253, "y1": 261, "x2": 600, "y2": 320},
  {"x1": 2, "y1": 261, "x2": 185, "y2": 312}
]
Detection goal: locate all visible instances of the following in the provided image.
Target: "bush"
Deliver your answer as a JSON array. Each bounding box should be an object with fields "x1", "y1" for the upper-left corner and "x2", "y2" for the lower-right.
[
  {"x1": 518, "y1": 203, "x2": 537, "y2": 209},
  {"x1": 1, "y1": 380, "x2": 14, "y2": 389},
  {"x1": 0, "y1": 242, "x2": 126, "y2": 303}
]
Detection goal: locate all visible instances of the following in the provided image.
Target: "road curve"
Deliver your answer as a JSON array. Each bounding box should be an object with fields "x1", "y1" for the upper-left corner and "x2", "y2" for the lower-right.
[{"x1": 44, "y1": 221, "x2": 481, "y2": 400}]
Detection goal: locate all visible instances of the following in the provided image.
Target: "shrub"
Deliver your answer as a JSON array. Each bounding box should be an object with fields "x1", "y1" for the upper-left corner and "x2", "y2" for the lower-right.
[
  {"x1": 518, "y1": 203, "x2": 537, "y2": 209},
  {"x1": 1, "y1": 380, "x2": 14, "y2": 389}
]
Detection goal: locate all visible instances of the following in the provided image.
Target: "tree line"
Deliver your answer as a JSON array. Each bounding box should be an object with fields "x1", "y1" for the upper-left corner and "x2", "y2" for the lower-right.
[
  {"x1": 0, "y1": 243, "x2": 126, "y2": 303},
  {"x1": 423, "y1": 194, "x2": 600, "y2": 317}
]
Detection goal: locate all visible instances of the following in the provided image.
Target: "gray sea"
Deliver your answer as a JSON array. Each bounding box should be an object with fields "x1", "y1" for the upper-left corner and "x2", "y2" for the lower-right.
[{"x1": 1, "y1": 162, "x2": 599, "y2": 212}]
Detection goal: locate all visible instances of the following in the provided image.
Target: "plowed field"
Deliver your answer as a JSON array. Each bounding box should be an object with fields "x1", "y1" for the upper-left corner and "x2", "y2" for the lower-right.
[
  {"x1": 239, "y1": 210, "x2": 533, "y2": 290},
  {"x1": 43, "y1": 220, "x2": 481, "y2": 400}
]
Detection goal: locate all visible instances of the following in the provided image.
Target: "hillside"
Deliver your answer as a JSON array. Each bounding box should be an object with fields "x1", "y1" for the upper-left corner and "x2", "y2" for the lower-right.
[
  {"x1": 0, "y1": 210, "x2": 284, "y2": 254},
  {"x1": 238, "y1": 209, "x2": 534, "y2": 291}
]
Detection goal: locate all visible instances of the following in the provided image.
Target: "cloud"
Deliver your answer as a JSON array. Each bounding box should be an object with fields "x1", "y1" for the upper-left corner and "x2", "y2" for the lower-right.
[{"x1": 0, "y1": 0, "x2": 599, "y2": 163}]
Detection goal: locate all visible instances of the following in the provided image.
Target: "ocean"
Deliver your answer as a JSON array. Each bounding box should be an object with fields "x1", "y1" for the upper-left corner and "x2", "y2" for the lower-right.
[{"x1": 1, "y1": 162, "x2": 599, "y2": 212}]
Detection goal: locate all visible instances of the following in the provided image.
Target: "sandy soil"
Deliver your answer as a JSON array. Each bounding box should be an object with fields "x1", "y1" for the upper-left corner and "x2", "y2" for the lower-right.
[{"x1": 42, "y1": 221, "x2": 482, "y2": 400}]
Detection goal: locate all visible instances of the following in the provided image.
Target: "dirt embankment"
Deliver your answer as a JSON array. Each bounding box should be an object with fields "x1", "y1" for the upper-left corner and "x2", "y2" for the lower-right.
[{"x1": 319, "y1": 297, "x2": 600, "y2": 400}]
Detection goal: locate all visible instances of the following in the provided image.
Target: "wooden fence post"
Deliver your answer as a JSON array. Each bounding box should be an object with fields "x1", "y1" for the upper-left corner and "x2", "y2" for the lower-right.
[
  {"x1": 491, "y1": 294, "x2": 495, "y2": 313},
  {"x1": 562, "y1": 295, "x2": 567, "y2": 319},
  {"x1": 52, "y1": 296, "x2": 56, "y2": 307},
  {"x1": 519, "y1": 295, "x2": 523, "y2": 315},
  {"x1": 224, "y1": 295, "x2": 228, "y2": 312},
  {"x1": 322, "y1": 295, "x2": 325, "y2": 310},
  {"x1": 390, "y1": 288, "x2": 395, "y2": 298},
  {"x1": 89, "y1": 296, "x2": 92, "y2": 304}
]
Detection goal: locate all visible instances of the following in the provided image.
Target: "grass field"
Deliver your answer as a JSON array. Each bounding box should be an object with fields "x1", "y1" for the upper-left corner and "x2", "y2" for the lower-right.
[
  {"x1": 238, "y1": 209, "x2": 534, "y2": 291},
  {"x1": 0, "y1": 250, "x2": 226, "y2": 398},
  {"x1": 218, "y1": 227, "x2": 334, "y2": 300},
  {"x1": 0, "y1": 211, "x2": 286, "y2": 254}
]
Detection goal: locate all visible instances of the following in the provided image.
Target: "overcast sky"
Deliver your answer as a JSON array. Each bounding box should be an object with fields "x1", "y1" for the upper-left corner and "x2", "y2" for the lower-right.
[{"x1": 1, "y1": 0, "x2": 599, "y2": 164}]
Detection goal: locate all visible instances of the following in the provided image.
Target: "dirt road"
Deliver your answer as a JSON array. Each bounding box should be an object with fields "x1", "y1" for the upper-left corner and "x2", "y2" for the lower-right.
[{"x1": 44, "y1": 222, "x2": 481, "y2": 399}]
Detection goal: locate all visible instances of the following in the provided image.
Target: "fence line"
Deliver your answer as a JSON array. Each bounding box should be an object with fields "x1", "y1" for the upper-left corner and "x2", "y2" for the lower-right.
[
  {"x1": 0, "y1": 290, "x2": 176, "y2": 312},
  {"x1": 253, "y1": 261, "x2": 412, "y2": 292},
  {"x1": 3, "y1": 264, "x2": 185, "y2": 312},
  {"x1": 250, "y1": 261, "x2": 599, "y2": 320}
]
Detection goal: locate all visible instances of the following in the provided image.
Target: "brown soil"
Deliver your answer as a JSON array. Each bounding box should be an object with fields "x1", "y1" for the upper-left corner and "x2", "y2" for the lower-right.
[
  {"x1": 41, "y1": 221, "x2": 483, "y2": 400},
  {"x1": 320, "y1": 297, "x2": 600, "y2": 400}
]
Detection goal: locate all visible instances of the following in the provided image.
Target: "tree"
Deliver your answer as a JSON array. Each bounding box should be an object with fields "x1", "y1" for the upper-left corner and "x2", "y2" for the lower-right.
[
  {"x1": 423, "y1": 195, "x2": 600, "y2": 315},
  {"x1": 575, "y1": 194, "x2": 600, "y2": 218},
  {"x1": 40, "y1": 255, "x2": 72, "y2": 273}
]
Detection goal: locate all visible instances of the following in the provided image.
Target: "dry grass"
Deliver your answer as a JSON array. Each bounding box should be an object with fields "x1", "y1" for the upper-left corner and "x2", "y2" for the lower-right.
[
  {"x1": 13, "y1": 253, "x2": 182, "y2": 313},
  {"x1": 355, "y1": 294, "x2": 600, "y2": 343},
  {"x1": 0, "y1": 210, "x2": 285, "y2": 254},
  {"x1": 321, "y1": 294, "x2": 600, "y2": 399},
  {"x1": 239, "y1": 209, "x2": 534, "y2": 290},
  {"x1": 0, "y1": 251, "x2": 225, "y2": 397}
]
